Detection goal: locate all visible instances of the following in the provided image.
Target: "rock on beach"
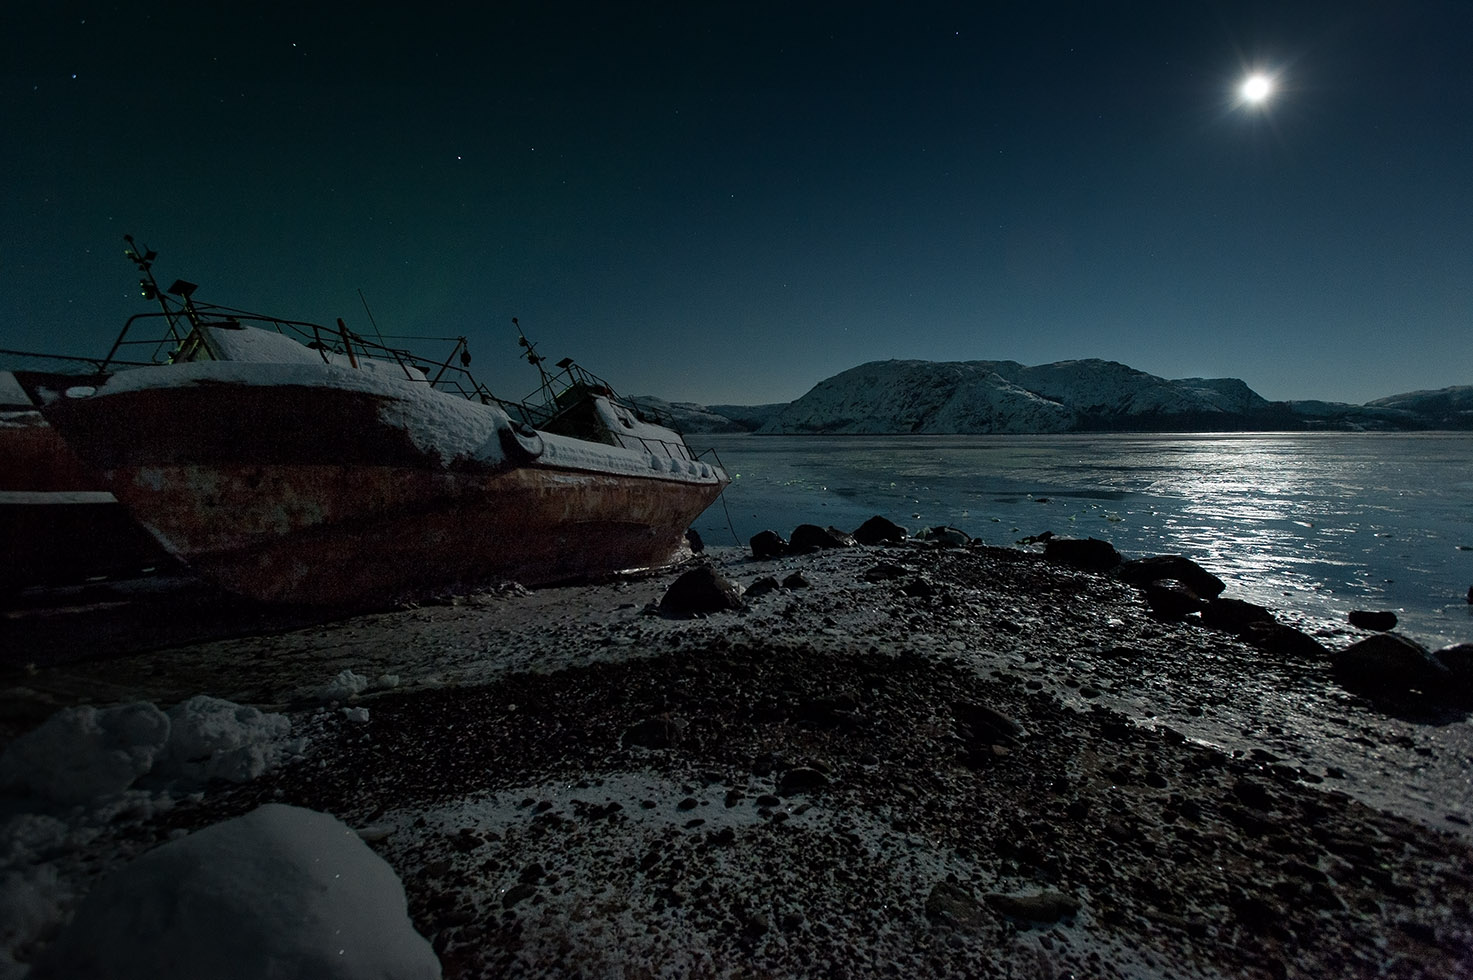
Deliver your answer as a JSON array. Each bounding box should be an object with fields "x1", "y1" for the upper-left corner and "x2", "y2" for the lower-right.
[
  {"x1": 1115, "y1": 555, "x2": 1226, "y2": 599},
  {"x1": 1349, "y1": 609, "x2": 1399, "y2": 631},
  {"x1": 1332, "y1": 632, "x2": 1449, "y2": 699},
  {"x1": 1042, "y1": 536, "x2": 1121, "y2": 570},
  {"x1": 658, "y1": 565, "x2": 743, "y2": 615},
  {"x1": 789, "y1": 524, "x2": 856, "y2": 551},
  {"x1": 852, "y1": 515, "x2": 909, "y2": 544}
]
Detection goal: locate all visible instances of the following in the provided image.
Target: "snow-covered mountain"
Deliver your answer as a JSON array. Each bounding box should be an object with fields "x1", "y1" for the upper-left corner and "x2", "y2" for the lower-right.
[
  {"x1": 1366, "y1": 386, "x2": 1473, "y2": 426},
  {"x1": 1284, "y1": 385, "x2": 1473, "y2": 431},
  {"x1": 628, "y1": 396, "x2": 752, "y2": 433},
  {"x1": 755, "y1": 359, "x2": 1290, "y2": 434},
  {"x1": 659, "y1": 360, "x2": 1470, "y2": 434},
  {"x1": 703, "y1": 402, "x2": 789, "y2": 430}
]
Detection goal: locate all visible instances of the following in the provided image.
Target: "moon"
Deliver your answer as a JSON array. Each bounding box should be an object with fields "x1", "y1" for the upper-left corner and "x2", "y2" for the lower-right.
[{"x1": 1239, "y1": 73, "x2": 1274, "y2": 105}]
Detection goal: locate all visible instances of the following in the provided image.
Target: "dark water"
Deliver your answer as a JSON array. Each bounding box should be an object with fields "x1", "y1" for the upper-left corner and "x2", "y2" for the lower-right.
[{"x1": 692, "y1": 432, "x2": 1473, "y2": 647}]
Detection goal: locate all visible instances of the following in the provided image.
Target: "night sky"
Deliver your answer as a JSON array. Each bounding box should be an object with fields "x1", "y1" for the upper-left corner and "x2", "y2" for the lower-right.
[{"x1": 4, "y1": 2, "x2": 1470, "y2": 407}]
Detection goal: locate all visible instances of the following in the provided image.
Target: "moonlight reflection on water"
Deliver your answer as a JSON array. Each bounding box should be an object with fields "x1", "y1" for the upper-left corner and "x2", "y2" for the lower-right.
[{"x1": 692, "y1": 432, "x2": 1473, "y2": 646}]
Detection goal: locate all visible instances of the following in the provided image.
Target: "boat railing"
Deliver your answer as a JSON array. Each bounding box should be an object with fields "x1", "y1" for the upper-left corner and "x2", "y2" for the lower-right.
[
  {"x1": 0, "y1": 348, "x2": 129, "y2": 375},
  {"x1": 96, "y1": 305, "x2": 499, "y2": 397},
  {"x1": 84, "y1": 287, "x2": 717, "y2": 468},
  {"x1": 619, "y1": 432, "x2": 699, "y2": 462},
  {"x1": 515, "y1": 360, "x2": 683, "y2": 431}
]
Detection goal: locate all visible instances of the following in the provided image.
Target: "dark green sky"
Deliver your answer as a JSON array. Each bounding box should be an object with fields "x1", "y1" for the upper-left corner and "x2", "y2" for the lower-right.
[{"x1": 4, "y1": 1, "x2": 1470, "y2": 405}]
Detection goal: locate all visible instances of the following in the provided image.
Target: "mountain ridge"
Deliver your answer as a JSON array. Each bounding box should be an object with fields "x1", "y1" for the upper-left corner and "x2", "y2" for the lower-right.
[{"x1": 634, "y1": 359, "x2": 1472, "y2": 434}]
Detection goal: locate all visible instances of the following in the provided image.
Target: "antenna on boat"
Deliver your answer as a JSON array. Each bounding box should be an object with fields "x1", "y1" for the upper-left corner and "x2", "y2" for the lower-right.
[
  {"x1": 428, "y1": 337, "x2": 472, "y2": 387},
  {"x1": 513, "y1": 317, "x2": 554, "y2": 393},
  {"x1": 121, "y1": 235, "x2": 202, "y2": 357},
  {"x1": 356, "y1": 289, "x2": 386, "y2": 344}
]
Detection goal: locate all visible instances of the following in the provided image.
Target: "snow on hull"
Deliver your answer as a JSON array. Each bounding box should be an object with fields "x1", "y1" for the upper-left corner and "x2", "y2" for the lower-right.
[{"x1": 25, "y1": 363, "x2": 727, "y2": 604}]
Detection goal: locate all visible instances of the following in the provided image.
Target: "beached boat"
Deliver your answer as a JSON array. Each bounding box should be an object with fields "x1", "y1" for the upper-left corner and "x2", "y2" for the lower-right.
[{"x1": 19, "y1": 258, "x2": 729, "y2": 604}]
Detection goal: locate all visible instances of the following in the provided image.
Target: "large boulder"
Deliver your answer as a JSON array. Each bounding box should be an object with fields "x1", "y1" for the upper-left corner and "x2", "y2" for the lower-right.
[
  {"x1": 925, "y1": 881, "x2": 988, "y2": 929},
  {"x1": 917, "y1": 526, "x2": 973, "y2": 548},
  {"x1": 852, "y1": 515, "x2": 908, "y2": 545},
  {"x1": 749, "y1": 530, "x2": 788, "y2": 559},
  {"x1": 952, "y1": 701, "x2": 1026, "y2": 748},
  {"x1": 744, "y1": 575, "x2": 782, "y2": 598},
  {"x1": 658, "y1": 565, "x2": 744, "y2": 615},
  {"x1": 1241, "y1": 622, "x2": 1330, "y2": 659},
  {"x1": 1200, "y1": 597, "x2": 1276, "y2": 634},
  {"x1": 984, "y1": 890, "x2": 1080, "y2": 924},
  {"x1": 1348, "y1": 610, "x2": 1398, "y2": 631},
  {"x1": 1332, "y1": 633, "x2": 1449, "y2": 699},
  {"x1": 1115, "y1": 555, "x2": 1226, "y2": 599},
  {"x1": 1143, "y1": 579, "x2": 1208, "y2": 619},
  {"x1": 789, "y1": 524, "x2": 855, "y2": 551},
  {"x1": 1043, "y1": 537, "x2": 1122, "y2": 571},
  {"x1": 1433, "y1": 643, "x2": 1473, "y2": 698},
  {"x1": 29, "y1": 804, "x2": 441, "y2": 980}
]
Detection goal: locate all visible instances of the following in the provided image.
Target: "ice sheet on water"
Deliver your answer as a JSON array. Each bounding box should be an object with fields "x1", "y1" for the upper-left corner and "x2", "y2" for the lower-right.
[{"x1": 693, "y1": 432, "x2": 1473, "y2": 646}]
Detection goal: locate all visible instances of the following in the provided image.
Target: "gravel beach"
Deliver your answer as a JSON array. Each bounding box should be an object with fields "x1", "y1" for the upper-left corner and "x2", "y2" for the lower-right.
[{"x1": 3, "y1": 538, "x2": 1472, "y2": 978}]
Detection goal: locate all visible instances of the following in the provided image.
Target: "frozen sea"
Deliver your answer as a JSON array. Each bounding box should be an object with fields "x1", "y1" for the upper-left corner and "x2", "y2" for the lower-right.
[{"x1": 690, "y1": 431, "x2": 1473, "y2": 649}]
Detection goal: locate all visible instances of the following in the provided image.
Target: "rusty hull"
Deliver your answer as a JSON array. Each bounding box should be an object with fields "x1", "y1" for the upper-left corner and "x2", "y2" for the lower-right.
[{"x1": 102, "y1": 462, "x2": 720, "y2": 603}]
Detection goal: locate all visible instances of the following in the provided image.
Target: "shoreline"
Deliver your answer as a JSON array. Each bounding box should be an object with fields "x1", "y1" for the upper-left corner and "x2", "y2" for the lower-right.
[
  {"x1": 3, "y1": 541, "x2": 1471, "y2": 977},
  {"x1": 691, "y1": 430, "x2": 1473, "y2": 651}
]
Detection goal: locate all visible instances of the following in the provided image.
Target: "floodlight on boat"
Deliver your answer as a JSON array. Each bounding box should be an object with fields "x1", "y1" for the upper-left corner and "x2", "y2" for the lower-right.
[
  {"x1": 122, "y1": 235, "x2": 157, "y2": 266},
  {"x1": 168, "y1": 280, "x2": 198, "y2": 299},
  {"x1": 556, "y1": 357, "x2": 575, "y2": 370}
]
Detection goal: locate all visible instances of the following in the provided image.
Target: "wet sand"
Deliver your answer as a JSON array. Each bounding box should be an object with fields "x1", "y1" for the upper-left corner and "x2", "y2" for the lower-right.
[{"x1": 4, "y1": 543, "x2": 1472, "y2": 978}]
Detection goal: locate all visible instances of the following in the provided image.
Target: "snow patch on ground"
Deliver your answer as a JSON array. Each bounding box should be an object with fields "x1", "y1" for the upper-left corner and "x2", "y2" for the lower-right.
[
  {"x1": 160, "y1": 695, "x2": 302, "y2": 784},
  {"x1": 27, "y1": 804, "x2": 440, "y2": 980},
  {"x1": 0, "y1": 698, "x2": 300, "y2": 804},
  {"x1": 319, "y1": 668, "x2": 371, "y2": 701},
  {"x1": 0, "y1": 695, "x2": 308, "y2": 977},
  {"x1": 0, "y1": 703, "x2": 169, "y2": 805},
  {"x1": 372, "y1": 769, "x2": 1220, "y2": 980}
]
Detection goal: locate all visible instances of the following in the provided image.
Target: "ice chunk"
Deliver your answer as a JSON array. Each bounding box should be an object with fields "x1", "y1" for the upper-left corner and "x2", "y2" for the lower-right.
[
  {"x1": 0, "y1": 864, "x2": 71, "y2": 979},
  {"x1": 159, "y1": 696, "x2": 297, "y2": 783},
  {"x1": 0, "y1": 703, "x2": 169, "y2": 805},
  {"x1": 27, "y1": 804, "x2": 441, "y2": 980},
  {"x1": 319, "y1": 669, "x2": 370, "y2": 701}
]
